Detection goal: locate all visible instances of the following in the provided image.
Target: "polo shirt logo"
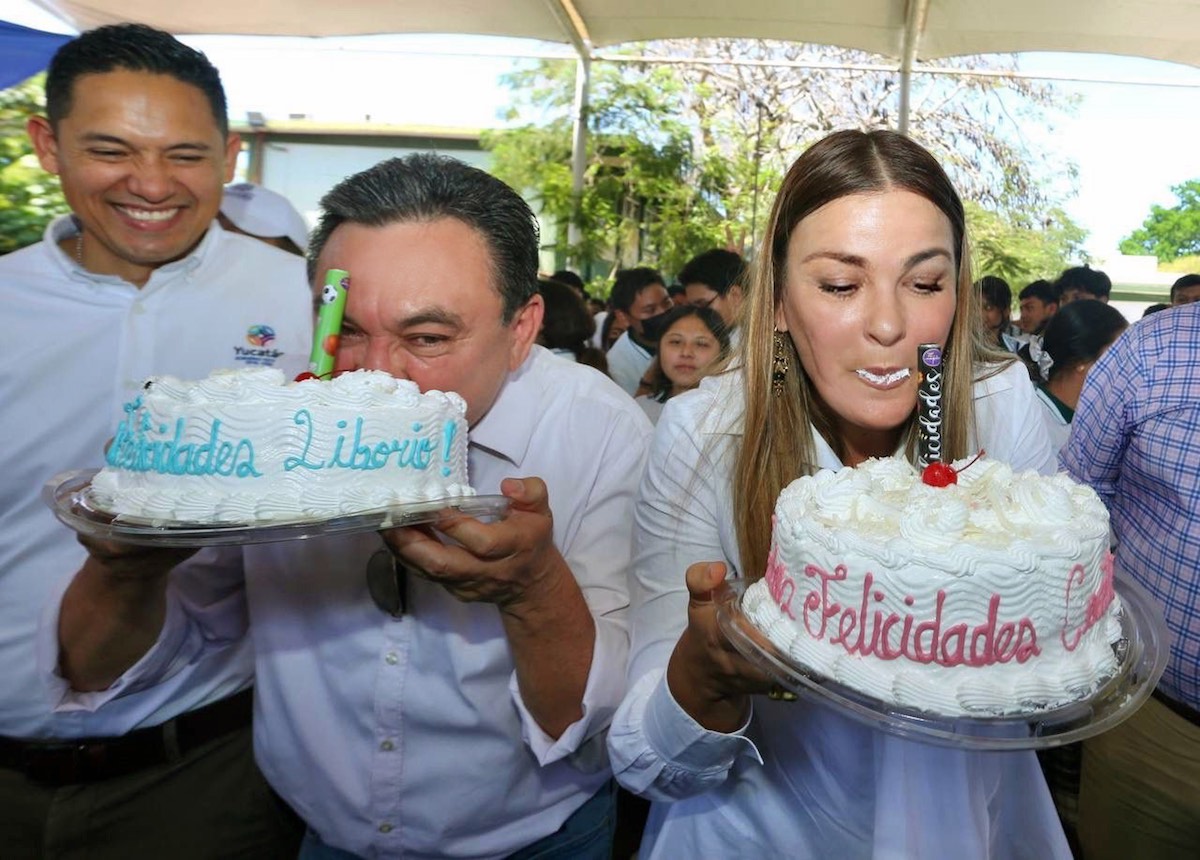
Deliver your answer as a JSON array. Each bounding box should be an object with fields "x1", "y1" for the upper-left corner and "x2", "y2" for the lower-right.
[{"x1": 235, "y1": 323, "x2": 284, "y2": 366}]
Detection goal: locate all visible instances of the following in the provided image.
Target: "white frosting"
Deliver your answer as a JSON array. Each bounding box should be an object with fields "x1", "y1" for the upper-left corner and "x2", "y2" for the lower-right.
[
  {"x1": 91, "y1": 368, "x2": 474, "y2": 523},
  {"x1": 744, "y1": 456, "x2": 1122, "y2": 716}
]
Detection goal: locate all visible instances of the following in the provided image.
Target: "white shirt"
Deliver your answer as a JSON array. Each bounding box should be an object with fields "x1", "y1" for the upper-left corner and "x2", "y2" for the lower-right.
[
  {"x1": 1033, "y1": 385, "x2": 1072, "y2": 455},
  {"x1": 608, "y1": 361, "x2": 1070, "y2": 859},
  {"x1": 591, "y1": 310, "x2": 608, "y2": 350},
  {"x1": 2, "y1": 217, "x2": 311, "y2": 739},
  {"x1": 606, "y1": 330, "x2": 654, "y2": 395},
  {"x1": 51, "y1": 348, "x2": 652, "y2": 859},
  {"x1": 635, "y1": 394, "x2": 666, "y2": 425}
]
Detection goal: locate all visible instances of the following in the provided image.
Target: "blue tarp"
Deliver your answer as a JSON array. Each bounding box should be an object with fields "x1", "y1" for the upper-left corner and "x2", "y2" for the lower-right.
[{"x1": 1, "y1": 20, "x2": 71, "y2": 89}]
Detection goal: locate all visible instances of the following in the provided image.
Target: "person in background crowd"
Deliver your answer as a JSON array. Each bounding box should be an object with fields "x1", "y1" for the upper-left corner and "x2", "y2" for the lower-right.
[
  {"x1": 605, "y1": 267, "x2": 673, "y2": 395},
  {"x1": 1030, "y1": 299, "x2": 1128, "y2": 454},
  {"x1": 52, "y1": 153, "x2": 653, "y2": 860},
  {"x1": 219, "y1": 181, "x2": 309, "y2": 256},
  {"x1": 551, "y1": 268, "x2": 588, "y2": 302},
  {"x1": 634, "y1": 305, "x2": 729, "y2": 424},
  {"x1": 1061, "y1": 303, "x2": 1200, "y2": 860},
  {"x1": 978, "y1": 274, "x2": 1024, "y2": 351},
  {"x1": 1170, "y1": 273, "x2": 1200, "y2": 306},
  {"x1": 1143, "y1": 302, "x2": 1170, "y2": 317},
  {"x1": 598, "y1": 305, "x2": 628, "y2": 352},
  {"x1": 679, "y1": 248, "x2": 746, "y2": 335},
  {"x1": 1017, "y1": 279, "x2": 1059, "y2": 335},
  {"x1": 0, "y1": 23, "x2": 310, "y2": 857},
  {"x1": 609, "y1": 128, "x2": 1066, "y2": 859},
  {"x1": 538, "y1": 275, "x2": 607, "y2": 373},
  {"x1": 1055, "y1": 265, "x2": 1111, "y2": 304},
  {"x1": 667, "y1": 283, "x2": 689, "y2": 307}
]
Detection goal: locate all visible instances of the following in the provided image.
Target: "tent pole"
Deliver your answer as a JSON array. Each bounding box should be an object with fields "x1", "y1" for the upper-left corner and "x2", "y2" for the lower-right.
[
  {"x1": 897, "y1": 0, "x2": 930, "y2": 135},
  {"x1": 568, "y1": 53, "x2": 590, "y2": 267}
]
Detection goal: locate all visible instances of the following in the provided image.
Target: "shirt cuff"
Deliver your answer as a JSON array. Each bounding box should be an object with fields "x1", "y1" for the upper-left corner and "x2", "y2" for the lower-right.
[
  {"x1": 644, "y1": 672, "x2": 763, "y2": 771},
  {"x1": 510, "y1": 614, "x2": 627, "y2": 768},
  {"x1": 45, "y1": 591, "x2": 196, "y2": 713}
]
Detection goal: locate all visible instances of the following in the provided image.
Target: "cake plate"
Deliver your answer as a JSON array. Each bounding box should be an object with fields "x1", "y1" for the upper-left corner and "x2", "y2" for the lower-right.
[
  {"x1": 43, "y1": 468, "x2": 511, "y2": 548},
  {"x1": 715, "y1": 577, "x2": 1169, "y2": 751}
]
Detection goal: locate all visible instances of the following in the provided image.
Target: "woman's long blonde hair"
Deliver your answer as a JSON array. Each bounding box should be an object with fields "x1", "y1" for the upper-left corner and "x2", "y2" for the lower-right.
[{"x1": 733, "y1": 129, "x2": 1009, "y2": 582}]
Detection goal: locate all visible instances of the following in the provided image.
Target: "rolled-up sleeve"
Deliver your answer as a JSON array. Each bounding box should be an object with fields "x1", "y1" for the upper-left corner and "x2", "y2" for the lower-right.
[
  {"x1": 41, "y1": 546, "x2": 250, "y2": 712},
  {"x1": 509, "y1": 401, "x2": 653, "y2": 766}
]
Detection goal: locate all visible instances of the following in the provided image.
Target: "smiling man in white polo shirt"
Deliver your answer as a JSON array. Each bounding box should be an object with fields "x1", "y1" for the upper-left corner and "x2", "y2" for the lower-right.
[{"x1": 0, "y1": 23, "x2": 310, "y2": 857}]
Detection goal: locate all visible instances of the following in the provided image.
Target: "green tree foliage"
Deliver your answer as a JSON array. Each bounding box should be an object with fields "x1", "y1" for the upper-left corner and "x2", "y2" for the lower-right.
[
  {"x1": 968, "y1": 201, "x2": 1089, "y2": 287},
  {"x1": 1118, "y1": 180, "x2": 1200, "y2": 261},
  {"x1": 0, "y1": 76, "x2": 68, "y2": 255},
  {"x1": 485, "y1": 40, "x2": 1082, "y2": 283}
]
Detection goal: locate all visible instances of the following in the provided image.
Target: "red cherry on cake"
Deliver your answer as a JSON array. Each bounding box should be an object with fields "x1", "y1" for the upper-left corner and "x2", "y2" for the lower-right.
[
  {"x1": 920, "y1": 449, "x2": 987, "y2": 487},
  {"x1": 921, "y1": 462, "x2": 958, "y2": 486},
  {"x1": 294, "y1": 371, "x2": 318, "y2": 382}
]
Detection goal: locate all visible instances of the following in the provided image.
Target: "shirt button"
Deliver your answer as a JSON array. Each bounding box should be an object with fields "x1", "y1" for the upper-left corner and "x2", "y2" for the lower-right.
[
  {"x1": 378, "y1": 823, "x2": 393, "y2": 833},
  {"x1": 384, "y1": 652, "x2": 399, "y2": 665},
  {"x1": 380, "y1": 740, "x2": 395, "y2": 752}
]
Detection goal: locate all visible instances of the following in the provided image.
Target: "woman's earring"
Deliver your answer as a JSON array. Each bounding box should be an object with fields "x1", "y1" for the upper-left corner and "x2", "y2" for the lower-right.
[{"x1": 772, "y1": 331, "x2": 790, "y2": 396}]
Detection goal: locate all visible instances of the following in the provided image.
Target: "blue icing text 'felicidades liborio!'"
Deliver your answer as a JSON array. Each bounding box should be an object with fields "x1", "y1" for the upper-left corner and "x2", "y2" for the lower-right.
[{"x1": 91, "y1": 367, "x2": 475, "y2": 523}]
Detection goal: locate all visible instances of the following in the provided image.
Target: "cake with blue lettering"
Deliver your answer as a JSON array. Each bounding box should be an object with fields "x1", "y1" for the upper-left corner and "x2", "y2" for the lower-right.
[
  {"x1": 742, "y1": 457, "x2": 1122, "y2": 716},
  {"x1": 90, "y1": 367, "x2": 473, "y2": 522}
]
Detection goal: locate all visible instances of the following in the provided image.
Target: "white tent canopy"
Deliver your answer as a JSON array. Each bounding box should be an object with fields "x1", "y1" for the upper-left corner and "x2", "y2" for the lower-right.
[{"x1": 22, "y1": 0, "x2": 1200, "y2": 69}]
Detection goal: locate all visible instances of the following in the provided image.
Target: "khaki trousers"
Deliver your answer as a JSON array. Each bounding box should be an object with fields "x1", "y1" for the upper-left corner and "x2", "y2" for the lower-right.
[
  {"x1": 0, "y1": 726, "x2": 303, "y2": 860},
  {"x1": 1077, "y1": 695, "x2": 1200, "y2": 860}
]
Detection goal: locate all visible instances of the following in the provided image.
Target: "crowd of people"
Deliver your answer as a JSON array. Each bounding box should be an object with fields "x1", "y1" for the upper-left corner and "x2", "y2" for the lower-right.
[{"x1": 1, "y1": 21, "x2": 1196, "y2": 860}]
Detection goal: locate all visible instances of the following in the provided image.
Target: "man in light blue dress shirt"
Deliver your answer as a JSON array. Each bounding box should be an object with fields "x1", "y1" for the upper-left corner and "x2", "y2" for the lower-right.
[{"x1": 51, "y1": 154, "x2": 653, "y2": 859}]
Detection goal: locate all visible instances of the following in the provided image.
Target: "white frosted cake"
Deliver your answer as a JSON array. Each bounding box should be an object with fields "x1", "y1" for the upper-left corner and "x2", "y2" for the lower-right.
[
  {"x1": 743, "y1": 456, "x2": 1122, "y2": 716},
  {"x1": 91, "y1": 367, "x2": 473, "y2": 522}
]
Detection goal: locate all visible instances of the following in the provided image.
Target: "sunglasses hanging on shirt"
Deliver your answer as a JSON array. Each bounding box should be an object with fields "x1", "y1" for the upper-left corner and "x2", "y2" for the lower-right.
[{"x1": 366, "y1": 548, "x2": 408, "y2": 617}]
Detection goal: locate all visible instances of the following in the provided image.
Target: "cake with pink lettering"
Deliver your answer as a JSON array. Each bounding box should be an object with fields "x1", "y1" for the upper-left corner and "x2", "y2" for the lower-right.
[
  {"x1": 742, "y1": 456, "x2": 1121, "y2": 716},
  {"x1": 90, "y1": 367, "x2": 473, "y2": 523}
]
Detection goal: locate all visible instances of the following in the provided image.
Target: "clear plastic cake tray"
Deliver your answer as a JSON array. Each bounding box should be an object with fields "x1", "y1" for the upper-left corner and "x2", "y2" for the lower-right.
[
  {"x1": 43, "y1": 468, "x2": 510, "y2": 547},
  {"x1": 715, "y1": 576, "x2": 1169, "y2": 751}
]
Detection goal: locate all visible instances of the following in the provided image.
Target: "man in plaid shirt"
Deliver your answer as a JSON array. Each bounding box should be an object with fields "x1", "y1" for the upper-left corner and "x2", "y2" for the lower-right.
[{"x1": 1061, "y1": 302, "x2": 1199, "y2": 860}]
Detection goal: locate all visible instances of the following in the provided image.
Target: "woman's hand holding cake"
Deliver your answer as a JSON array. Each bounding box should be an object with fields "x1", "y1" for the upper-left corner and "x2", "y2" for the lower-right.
[{"x1": 665, "y1": 561, "x2": 775, "y2": 733}]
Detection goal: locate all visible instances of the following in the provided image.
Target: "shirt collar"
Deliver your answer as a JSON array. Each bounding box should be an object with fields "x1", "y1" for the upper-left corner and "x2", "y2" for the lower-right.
[
  {"x1": 466, "y1": 346, "x2": 545, "y2": 468},
  {"x1": 1038, "y1": 384, "x2": 1075, "y2": 423},
  {"x1": 43, "y1": 214, "x2": 218, "y2": 288}
]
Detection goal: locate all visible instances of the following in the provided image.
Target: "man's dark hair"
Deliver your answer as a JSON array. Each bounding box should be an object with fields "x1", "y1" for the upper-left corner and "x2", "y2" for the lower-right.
[
  {"x1": 309, "y1": 154, "x2": 540, "y2": 323},
  {"x1": 667, "y1": 283, "x2": 685, "y2": 297},
  {"x1": 677, "y1": 248, "x2": 745, "y2": 296},
  {"x1": 45, "y1": 24, "x2": 229, "y2": 136},
  {"x1": 976, "y1": 275, "x2": 1011, "y2": 310},
  {"x1": 550, "y1": 269, "x2": 585, "y2": 295},
  {"x1": 1018, "y1": 279, "x2": 1058, "y2": 305},
  {"x1": 610, "y1": 267, "x2": 665, "y2": 314},
  {"x1": 1054, "y1": 265, "x2": 1111, "y2": 301},
  {"x1": 1170, "y1": 273, "x2": 1200, "y2": 302}
]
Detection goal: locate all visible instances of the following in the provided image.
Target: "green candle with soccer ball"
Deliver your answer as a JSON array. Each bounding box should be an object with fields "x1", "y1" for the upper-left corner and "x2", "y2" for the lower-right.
[{"x1": 308, "y1": 268, "x2": 349, "y2": 378}]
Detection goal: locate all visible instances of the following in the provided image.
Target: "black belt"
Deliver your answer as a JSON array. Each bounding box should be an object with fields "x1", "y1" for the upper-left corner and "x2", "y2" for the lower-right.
[
  {"x1": 0, "y1": 688, "x2": 253, "y2": 786},
  {"x1": 1151, "y1": 687, "x2": 1200, "y2": 729}
]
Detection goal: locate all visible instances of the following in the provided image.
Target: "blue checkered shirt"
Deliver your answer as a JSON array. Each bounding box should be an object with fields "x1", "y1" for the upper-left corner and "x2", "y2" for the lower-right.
[{"x1": 1061, "y1": 303, "x2": 1200, "y2": 710}]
